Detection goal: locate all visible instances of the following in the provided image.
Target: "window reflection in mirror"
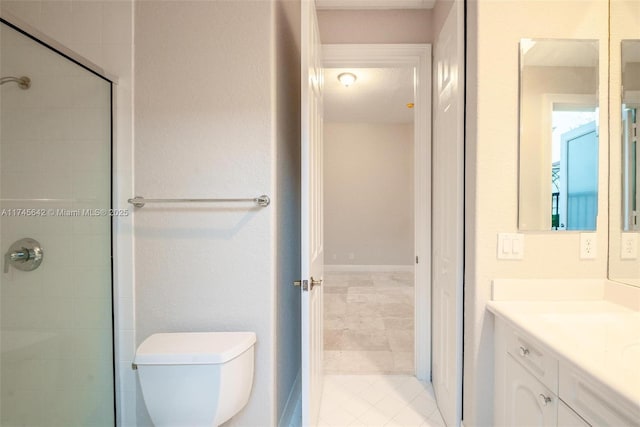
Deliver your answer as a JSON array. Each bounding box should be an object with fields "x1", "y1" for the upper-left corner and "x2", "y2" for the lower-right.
[
  {"x1": 622, "y1": 40, "x2": 640, "y2": 231},
  {"x1": 518, "y1": 39, "x2": 599, "y2": 231}
]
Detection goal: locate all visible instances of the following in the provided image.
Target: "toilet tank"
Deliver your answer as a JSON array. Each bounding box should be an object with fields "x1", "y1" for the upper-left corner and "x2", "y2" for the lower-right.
[{"x1": 134, "y1": 332, "x2": 256, "y2": 427}]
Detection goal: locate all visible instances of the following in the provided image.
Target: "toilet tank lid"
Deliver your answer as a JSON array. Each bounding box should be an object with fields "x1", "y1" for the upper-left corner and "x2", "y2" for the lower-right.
[{"x1": 134, "y1": 332, "x2": 256, "y2": 365}]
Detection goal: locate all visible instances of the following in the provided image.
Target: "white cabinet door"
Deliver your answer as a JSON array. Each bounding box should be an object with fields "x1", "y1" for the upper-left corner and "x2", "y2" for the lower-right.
[
  {"x1": 506, "y1": 355, "x2": 557, "y2": 427},
  {"x1": 558, "y1": 401, "x2": 590, "y2": 427}
]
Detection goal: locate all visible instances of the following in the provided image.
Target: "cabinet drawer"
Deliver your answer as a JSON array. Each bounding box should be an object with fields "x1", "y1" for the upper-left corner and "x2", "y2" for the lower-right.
[
  {"x1": 507, "y1": 326, "x2": 558, "y2": 393},
  {"x1": 559, "y1": 363, "x2": 640, "y2": 427}
]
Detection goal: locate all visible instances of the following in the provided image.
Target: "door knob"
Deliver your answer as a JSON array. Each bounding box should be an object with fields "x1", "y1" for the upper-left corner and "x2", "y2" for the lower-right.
[
  {"x1": 293, "y1": 277, "x2": 322, "y2": 291},
  {"x1": 310, "y1": 276, "x2": 322, "y2": 290}
]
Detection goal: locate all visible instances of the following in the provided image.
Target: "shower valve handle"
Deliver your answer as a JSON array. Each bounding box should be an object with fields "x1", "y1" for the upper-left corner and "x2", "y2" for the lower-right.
[
  {"x1": 4, "y1": 250, "x2": 28, "y2": 273},
  {"x1": 3, "y1": 238, "x2": 43, "y2": 273}
]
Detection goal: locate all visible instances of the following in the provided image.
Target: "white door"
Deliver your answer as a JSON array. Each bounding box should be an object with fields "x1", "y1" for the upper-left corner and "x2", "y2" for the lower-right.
[
  {"x1": 301, "y1": 0, "x2": 324, "y2": 425},
  {"x1": 432, "y1": 0, "x2": 464, "y2": 426}
]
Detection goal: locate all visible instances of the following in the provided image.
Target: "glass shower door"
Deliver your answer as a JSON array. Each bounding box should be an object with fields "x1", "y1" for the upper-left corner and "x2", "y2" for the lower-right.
[{"x1": 0, "y1": 20, "x2": 114, "y2": 426}]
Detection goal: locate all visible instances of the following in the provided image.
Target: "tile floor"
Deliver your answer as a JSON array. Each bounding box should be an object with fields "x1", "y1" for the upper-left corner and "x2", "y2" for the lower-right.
[
  {"x1": 324, "y1": 271, "x2": 414, "y2": 374},
  {"x1": 319, "y1": 375, "x2": 446, "y2": 427}
]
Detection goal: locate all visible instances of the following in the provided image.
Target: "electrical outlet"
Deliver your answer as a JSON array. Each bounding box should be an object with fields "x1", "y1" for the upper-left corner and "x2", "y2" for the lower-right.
[
  {"x1": 620, "y1": 233, "x2": 638, "y2": 260},
  {"x1": 580, "y1": 233, "x2": 597, "y2": 259}
]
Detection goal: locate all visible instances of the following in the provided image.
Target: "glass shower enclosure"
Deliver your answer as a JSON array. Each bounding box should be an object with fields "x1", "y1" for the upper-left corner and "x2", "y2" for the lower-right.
[{"x1": 0, "y1": 19, "x2": 114, "y2": 426}]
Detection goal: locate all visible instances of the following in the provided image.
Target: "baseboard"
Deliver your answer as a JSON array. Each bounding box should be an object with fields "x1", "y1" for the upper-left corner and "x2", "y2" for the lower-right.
[
  {"x1": 324, "y1": 264, "x2": 414, "y2": 272},
  {"x1": 278, "y1": 369, "x2": 301, "y2": 427}
]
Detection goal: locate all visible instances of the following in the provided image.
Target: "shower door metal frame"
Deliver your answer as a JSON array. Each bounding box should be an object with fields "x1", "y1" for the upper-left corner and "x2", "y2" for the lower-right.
[{"x1": 0, "y1": 15, "x2": 118, "y2": 425}]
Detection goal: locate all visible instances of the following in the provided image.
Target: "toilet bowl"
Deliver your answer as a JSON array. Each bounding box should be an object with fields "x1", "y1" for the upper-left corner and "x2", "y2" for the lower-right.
[{"x1": 134, "y1": 331, "x2": 256, "y2": 427}]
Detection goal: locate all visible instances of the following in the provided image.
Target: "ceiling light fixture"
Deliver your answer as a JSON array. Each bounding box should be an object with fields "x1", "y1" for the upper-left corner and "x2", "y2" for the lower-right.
[{"x1": 337, "y1": 72, "x2": 357, "y2": 87}]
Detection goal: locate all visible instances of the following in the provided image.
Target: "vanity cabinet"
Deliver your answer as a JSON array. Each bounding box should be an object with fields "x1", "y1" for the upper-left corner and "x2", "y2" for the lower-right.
[
  {"x1": 505, "y1": 355, "x2": 557, "y2": 426},
  {"x1": 558, "y1": 401, "x2": 590, "y2": 427},
  {"x1": 494, "y1": 317, "x2": 638, "y2": 427}
]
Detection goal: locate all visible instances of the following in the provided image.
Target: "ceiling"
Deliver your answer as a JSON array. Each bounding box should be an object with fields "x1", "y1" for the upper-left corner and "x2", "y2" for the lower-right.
[
  {"x1": 316, "y1": 0, "x2": 436, "y2": 9},
  {"x1": 323, "y1": 67, "x2": 415, "y2": 123}
]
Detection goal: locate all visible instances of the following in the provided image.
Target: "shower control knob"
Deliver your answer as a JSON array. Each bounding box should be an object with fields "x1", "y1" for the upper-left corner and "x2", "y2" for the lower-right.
[{"x1": 4, "y1": 238, "x2": 43, "y2": 273}]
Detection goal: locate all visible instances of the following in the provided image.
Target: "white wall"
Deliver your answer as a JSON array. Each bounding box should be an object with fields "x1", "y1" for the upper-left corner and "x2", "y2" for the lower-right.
[
  {"x1": 324, "y1": 122, "x2": 414, "y2": 266},
  {"x1": 134, "y1": 1, "x2": 300, "y2": 425},
  {"x1": 318, "y1": 9, "x2": 432, "y2": 44},
  {"x1": 465, "y1": 1, "x2": 609, "y2": 425},
  {"x1": 0, "y1": 1, "x2": 135, "y2": 425}
]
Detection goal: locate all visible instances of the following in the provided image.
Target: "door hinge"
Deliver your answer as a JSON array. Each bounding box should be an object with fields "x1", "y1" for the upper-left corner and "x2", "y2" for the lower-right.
[{"x1": 416, "y1": 256, "x2": 419, "y2": 264}]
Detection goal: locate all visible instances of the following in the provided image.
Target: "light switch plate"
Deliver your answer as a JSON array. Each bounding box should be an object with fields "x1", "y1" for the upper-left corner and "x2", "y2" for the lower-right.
[{"x1": 497, "y1": 233, "x2": 524, "y2": 260}]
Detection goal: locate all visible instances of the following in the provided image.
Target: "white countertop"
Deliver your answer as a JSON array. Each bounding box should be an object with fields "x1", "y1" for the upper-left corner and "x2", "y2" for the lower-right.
[{"x1": 487, "y1": 300, "x2": 640, "y2": 411}]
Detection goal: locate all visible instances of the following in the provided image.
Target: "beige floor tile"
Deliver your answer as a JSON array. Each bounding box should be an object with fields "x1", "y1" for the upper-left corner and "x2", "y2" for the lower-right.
[
  {"x1": 384, "y1": 317, "x2": 414, "y2": 329},
  {"x1": 344, "y1": 315, "x2": 386, "y2": 331},
  {"x1": 324, "y1": 329, "x2": 344, "y2": 350},
  {"x1": 347, "y1": 302, "x2": 381, "y2": 318},
  {"x1": 324, "y1": 351, "x2": 342, "y2": 372},
  {"x1": 339, "y1": 330, "x2": 389, "y2": 351},
  {"x1": 387, "y1": 330, "x2": 414, "y2": 352},
  {"x1": 392, "y1": 351, "x2": 414, "y2": 373},
  {"x1": 379, "y1": 302, "x2": 413, "y2": 317},
  {"x1": 323, "y1": 315, "x2": 347, "y2": 331},
  {"x1": 325, "y1": 294, "x2": 348, "y2": 316},
  {"x1": 324, "y1": 271, "x2": 414, "y2": 374},
  {"x1": 346, "y1": 292, "x2": 378, "y2": 304}
]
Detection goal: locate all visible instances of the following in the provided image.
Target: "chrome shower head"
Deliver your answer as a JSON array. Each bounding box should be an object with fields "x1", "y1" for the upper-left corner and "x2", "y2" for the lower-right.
[{"x1": 0, "y1": 76, "x2": 31, "y2": 89}]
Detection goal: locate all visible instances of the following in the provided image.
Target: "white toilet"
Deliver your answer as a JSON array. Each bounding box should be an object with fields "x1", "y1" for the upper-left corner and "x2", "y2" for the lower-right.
[{"x1": 134, "y1": 331, "x2": 256, "y2": 427}]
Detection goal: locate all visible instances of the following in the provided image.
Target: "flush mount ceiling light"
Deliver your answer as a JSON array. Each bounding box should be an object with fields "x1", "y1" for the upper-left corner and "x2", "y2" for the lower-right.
[{"x1": 337, "y1": 72, "x2": 357, "y2": 87}]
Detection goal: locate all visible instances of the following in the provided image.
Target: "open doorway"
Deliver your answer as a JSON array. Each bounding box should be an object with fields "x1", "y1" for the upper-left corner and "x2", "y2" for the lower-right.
[
  {"x1": 323, "y1": 66, "x2": 416, "y2": 376},
  {"x1": 317, "y1": 45, "x2": 443, "y2": 426}
]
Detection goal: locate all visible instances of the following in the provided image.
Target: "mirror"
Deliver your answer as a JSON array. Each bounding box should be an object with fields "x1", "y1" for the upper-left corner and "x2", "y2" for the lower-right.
[
  {"x1": 609, "y1": 0, "x2": 640, "y2": 288},
  {"x1": 518, "y1": 39, "x2": 599, "y2": 231},
  {"x1": 621, "y1": 40, "x2": 640, "y2": 232}
]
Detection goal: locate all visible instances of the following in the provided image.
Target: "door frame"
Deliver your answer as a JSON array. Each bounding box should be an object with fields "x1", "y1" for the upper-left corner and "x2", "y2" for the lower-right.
[{"x1": 323, "y1": 44, "x2": 432, "y2": 381}]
